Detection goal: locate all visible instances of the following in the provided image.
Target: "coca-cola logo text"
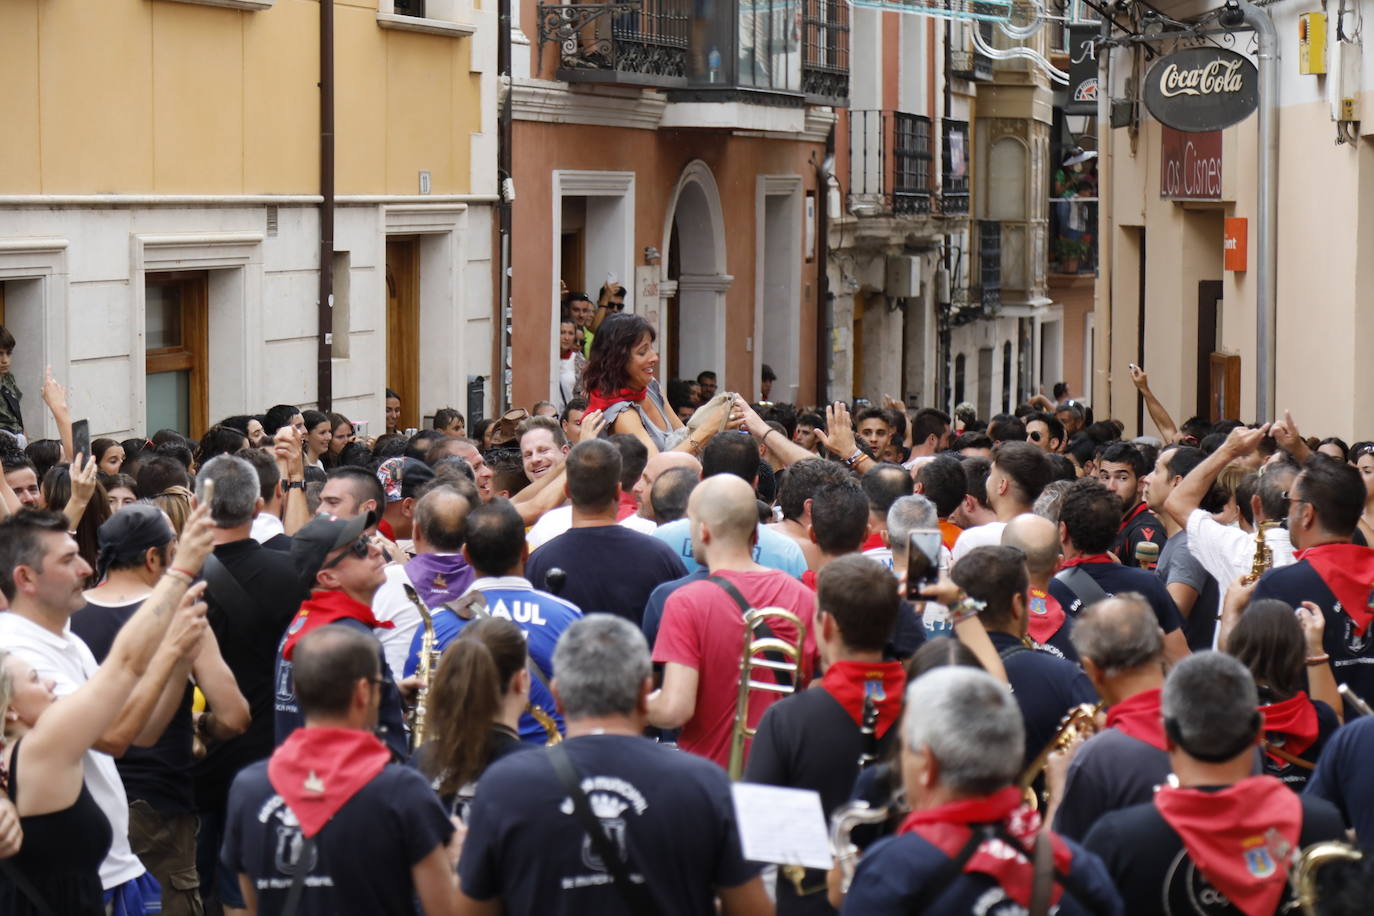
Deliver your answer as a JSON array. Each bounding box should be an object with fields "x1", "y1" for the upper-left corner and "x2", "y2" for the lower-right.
[
  {"x1": 1144, "y1": 47, "x2": 1259, "y2": 132},
  {"x1": 1159, "y1": 59, "x2": 1246, "y2": 98}
]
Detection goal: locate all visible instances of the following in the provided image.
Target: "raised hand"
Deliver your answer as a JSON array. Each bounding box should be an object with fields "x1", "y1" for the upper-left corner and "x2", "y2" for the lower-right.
[
  {"x1": 816, "y1": 402, "x2": 858, "y2": 459},
  {"x1": 1128, "y1": 364, "x2": 1150, "y2": 392},
  {"x1": 578, "y1": 408, "x2": 606, "y2": 442},
  {"x1": 172, "y1": 500, "x2": 216, "y2": 576},
  {"x1": 1220, "y1": 423, "x2": 1272, "y2": 459}
]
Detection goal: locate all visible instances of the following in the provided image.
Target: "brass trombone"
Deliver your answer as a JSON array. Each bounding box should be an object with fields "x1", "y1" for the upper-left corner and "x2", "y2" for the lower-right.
[
  {"x1": 1290, "y1": 841, "x2": 1364, "y2": 916},
  {"x1": 727, "y1": 606, "x2": 806, "y2": 780}
]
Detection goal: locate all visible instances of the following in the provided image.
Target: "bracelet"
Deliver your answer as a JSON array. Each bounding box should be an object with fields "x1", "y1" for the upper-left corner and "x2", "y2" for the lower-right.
[
  {"x1": 761, "y1": 428, "x2": 778, "y2": 448},
  {"x1": 683, "y1": 436, "x2": 703, "y2": 455},
  {"x1": 843, "y1": 450, "x2": 864, "y2": 468},
  {"x1": 949, "y1": 596, "x2": 987, "y2": 626},
  {"x1": 165, "y1": 568, "x2": 195, "y2": 585},
  {"x1": 1305, "y1": 654, "x2": 1331, "y2": 666}
]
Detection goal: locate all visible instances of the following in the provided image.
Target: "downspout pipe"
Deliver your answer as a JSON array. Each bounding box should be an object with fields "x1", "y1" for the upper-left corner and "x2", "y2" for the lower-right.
[
  {"x1": 1227, "y1": 0, "x2": 1277, "y2": 421},
  {"x1": 317, "y1": 0, "x2": 335, "y2": 412},
  {"x1": 497, "y1": 0, "x2": 513, "y2": 413}
]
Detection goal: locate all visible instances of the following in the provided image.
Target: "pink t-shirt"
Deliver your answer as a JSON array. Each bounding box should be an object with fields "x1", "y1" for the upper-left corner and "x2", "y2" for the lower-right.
[{"x1": 653, "y1": 569, "x2": 818, "y2": 769}]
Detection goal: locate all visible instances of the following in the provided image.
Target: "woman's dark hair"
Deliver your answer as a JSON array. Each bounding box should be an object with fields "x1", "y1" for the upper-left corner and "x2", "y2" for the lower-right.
[
  {"x1": 219, "y1": 415, "x2": 253, "y2": 437},
  {"x1": 302, "y1": 409, "x2": 329, "y2": 434},
  {"x1": 423, "y1": 617, "x2": 528, "y2": 796},
  {"x1": 472, "y1": 419, "x2": 495, "y2": 450},
  {"x1": 1318, "y1": 437, "x2": 1350, "y2": 461},
  {"x1": 121, "y1": 437, "x2": 150, "y2": 459},
  {"x1": 1227, "y1": 599, "x2": 1306, "y2": 701},
  {"x1": 25, "y1": 439, "x2": 64, "y2": 483},
  {"x1": 195, "y1": 426, "x2": 249, "y2": 470},
  {"x1": 101, "y1": 472, "x2": 138, "y2": 495},
  {"x1": 40, "y1": 464, "x2": 110, "y2": 584},
  {"x1": 582, "y1": 313, "x2": 656, "y2": 396},
  {"x1": 263, "y1": 404, "x2": 302, "y2": 437},
  {"x1": 91, "y1": 438, "x2": 121, "y2": 465},
  {"x1": 336, "y1": 441, "x2": 372, "y2": 468}
]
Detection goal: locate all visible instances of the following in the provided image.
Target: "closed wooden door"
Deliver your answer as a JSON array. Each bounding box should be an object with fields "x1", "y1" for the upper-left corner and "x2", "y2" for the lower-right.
[{"x1": 385, "y1": 238, "x2": 420, "y2": 431}]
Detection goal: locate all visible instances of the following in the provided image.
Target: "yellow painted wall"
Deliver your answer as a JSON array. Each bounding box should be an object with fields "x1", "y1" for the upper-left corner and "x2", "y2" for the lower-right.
[{"x1": 0, "y1": 0, "x2": 483, "y2": 196}]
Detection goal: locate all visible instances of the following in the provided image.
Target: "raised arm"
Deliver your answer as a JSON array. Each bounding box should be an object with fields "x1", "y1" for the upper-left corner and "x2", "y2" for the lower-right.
[
  {"x1": 1129, "y1": 366, "x2": 1179, "y2": 444},
  {"x1": 192, "y1": 625, "x2": 251, "y2": 741},
  {"x1": 40, "y1": 367, "x2": 74, "y2": 462},
  {"x1": 62, "y1": 453, "x2": 98, "y2": 532},
  {"x1": 1269, "y1": 410, "x2": 1313, "y2": 465},
  {"x1": 1163, "y1": 424, "x2": 1270, "y2": 529},
  {"x1": 1297, "y1": 601, "x2": 1342, "y2": 723},
  {"x1": 917, "y1": 579, "x2": 1009, "y2": 686},
  {"x1": 814, "y1": 403, "x2": 874, "y2": 473},
  {"x1": 273, "y1": 427, "x2": 311, "y2": 536}
]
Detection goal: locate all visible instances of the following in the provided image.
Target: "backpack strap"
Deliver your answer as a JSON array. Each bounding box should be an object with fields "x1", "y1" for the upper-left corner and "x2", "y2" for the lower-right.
[
  {"x1": 1052, "y1": 565, "x2": 1110, "y2": 615},
  {"x1": 706, "y1": 575, "x2": 794, "y2": 690}
]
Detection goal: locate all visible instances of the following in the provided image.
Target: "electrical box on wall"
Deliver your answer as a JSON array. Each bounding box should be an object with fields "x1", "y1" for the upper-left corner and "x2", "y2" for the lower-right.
[
  {"x1": 1299, "y1": 12, "x2": 1327, "y2": 75},
  {"x1": 884, "y1": 256, "x2": 922, "y2": 298},
  {"x1": 1329, "y1": 38, "x2": 1361, "y2": 121}
]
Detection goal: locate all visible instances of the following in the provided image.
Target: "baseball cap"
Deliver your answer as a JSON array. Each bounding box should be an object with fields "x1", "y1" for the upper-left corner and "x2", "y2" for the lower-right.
[
  {"x1": 376, "y1": 457, "x2": 435, "y2": 503},
  {"x1": 291, "y1": 509, "x2": 378, "y2": 589}
]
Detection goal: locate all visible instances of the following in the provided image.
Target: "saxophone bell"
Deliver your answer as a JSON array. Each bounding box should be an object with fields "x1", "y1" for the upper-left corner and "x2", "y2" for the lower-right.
[
  {"x1": 1018, "y1": 701, "x2": 1103, "y2": 811},
  {"x1": 1243, "y1": 520, "x2": 1279, "y2": 584},
  {"x1": 402, "y1": 584, "x2": 442, "y2": 751}
]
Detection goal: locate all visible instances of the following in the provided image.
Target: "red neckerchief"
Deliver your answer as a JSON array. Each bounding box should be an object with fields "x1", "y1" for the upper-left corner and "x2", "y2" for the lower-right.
[
  {"x1": 377, "y1": 519, "x2": 396, "y2": 542},
  {"x1": 1027, "y1": 587, "x2": 1066, "y2": 646},
  {"x1": 860, "y1": 531, "x2": 886, "y2": 553},
  {"x1": 585, "y1": 386, "x2": 647, "y2": 414},
  {"x1": 1058, "y1": 553, "x2": 1114, "y2": 570},
  {"x1": 560, "y1": 348, "x2": 574, "y2": 359},
  {"x1": 801, "y1": 569, "x2": 818, "y2": 591},
  {"x1": 281, "y1": 590, "x2": 395, "y2": 661},
  {"x1": 1106, "y1": 687, "x2": 1169, "y2": 751},
  {"x1": 1260, "y1": 692, "x2": 1319, "y2": 763},
  {"x1": 820, "y1": 660, "x2": 907, "y2": 738},
  {"x1": 1119, "y1": 501, "x2": 1150, "y2": 533},
  {"x1": 267, "y1": 727, "x2": 391, "y2": 838},
  {"x1": 897, "y1": 786, "x2": 1073, "y2": 908},
  {"x1": 615, "y1": 490, "x2": 639, "y2": 522},
  {"x1": 1154, "y1": 776, "x2": 1302, "y2": 916},
  {"x1": 1294, "y1": 543, "x2": 1374, "y2": 636}
]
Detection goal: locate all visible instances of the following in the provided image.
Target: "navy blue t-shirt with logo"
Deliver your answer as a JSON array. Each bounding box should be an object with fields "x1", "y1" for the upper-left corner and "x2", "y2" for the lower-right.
[
  {"x1": 459, "y1": 734, "x2": 758, "y2": 915},
  {"x1": 1306, "y1": 714, "x2": 1374, "y2": 846},
  {"x1": 990, "y1": 632, "x2": 1100, "y2": 771},
  {"x1": 221, "y1": 759, "x2": 452, "y2": 915},
  {"x1": 1049, "y1": 560, "x2": 1184, "y2": 634}
]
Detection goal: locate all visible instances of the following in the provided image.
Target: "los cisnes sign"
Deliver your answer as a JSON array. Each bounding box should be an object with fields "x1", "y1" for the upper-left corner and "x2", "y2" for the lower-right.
[{"x1": 1143, "y1": 47, "x2": 1260, "y2": 132}]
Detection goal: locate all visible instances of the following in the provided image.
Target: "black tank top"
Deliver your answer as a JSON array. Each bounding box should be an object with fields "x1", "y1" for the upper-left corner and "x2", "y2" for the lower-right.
[{"x1": 0, "y1": 737, "x2": 111, "y2": 915}]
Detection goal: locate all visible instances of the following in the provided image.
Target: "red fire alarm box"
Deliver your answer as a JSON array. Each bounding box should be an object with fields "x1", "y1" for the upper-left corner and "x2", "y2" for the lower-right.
[{"x1": 1224, "y1": 218, "x2": 1248, "y2": 271}]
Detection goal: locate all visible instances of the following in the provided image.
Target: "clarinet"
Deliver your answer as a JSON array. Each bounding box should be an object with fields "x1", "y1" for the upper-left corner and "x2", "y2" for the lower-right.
[
  {"x1": 544, "y1": 567, "x2": 568, "y2": 596},
  {"x1": 858, "y1": 695, "x2": 879, "y2": 769}
]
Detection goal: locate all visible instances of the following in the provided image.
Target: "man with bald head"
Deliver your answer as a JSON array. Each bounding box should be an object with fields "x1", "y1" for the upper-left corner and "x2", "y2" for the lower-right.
[
  {"x1": 1003, "y1": 513, "x2": 1075, "y2": 661},
  {"x1": 633, "y1": 450, "x2": 702, "y2": 521},
  {"x1": 1047, "y1": 594, "x2": 1171, "y2": 842},
  {"x1": 649, "y1": 475, "x2": 818, "y2": 769}
]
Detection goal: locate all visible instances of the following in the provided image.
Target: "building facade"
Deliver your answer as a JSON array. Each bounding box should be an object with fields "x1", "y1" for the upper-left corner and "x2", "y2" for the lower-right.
[
  {"x1": 507, "y1": 0, "x2": 846, "y2": 408},
  {"x1": 825, "y1": 8, "x2": 1088, "y2": 418},
  {"x1": 0, "y1": 0, "x2": 496, "y2": 440},
  {"x1": 1093, "y1": 0, "x2": 1372, "y2": 440}
]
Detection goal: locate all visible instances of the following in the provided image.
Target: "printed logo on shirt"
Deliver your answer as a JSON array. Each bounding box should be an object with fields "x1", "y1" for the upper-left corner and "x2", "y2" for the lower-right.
[
  {"x1": 487, "y1": 598, "x2": 549, "y2": 626},
  {"x1": 1340, "y1": 609, "x2": 1370, "y2": 656},
  {"x1": 264, "y1": 797, "x2": 325, "y2": 889},
  {"x1": 1242, "y1": 839, "x2": 1276, "y2": 879},
  {"x1": 558, "y1": 777, "x2": 649, "y2": 885},
  {"x1": 1162, "y1": 849, "x2": 1233, "y2": 914}
]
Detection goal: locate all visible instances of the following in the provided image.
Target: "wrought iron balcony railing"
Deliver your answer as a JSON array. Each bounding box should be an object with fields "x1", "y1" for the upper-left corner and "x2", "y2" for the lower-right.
[
  {"x1": 801, "y1": 0, "x2": 849, "y2": 104},
  {"x1": 849, "y1": 109, "x2": 942, "y2": 217},
  {"x1": 539, "y1": 0, "x2": 689, "y2": 87}
]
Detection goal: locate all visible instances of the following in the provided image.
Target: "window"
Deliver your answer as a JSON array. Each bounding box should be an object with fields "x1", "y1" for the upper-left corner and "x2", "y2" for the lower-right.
[
  {"x1": 942, "y1": 120, "x2": 970, "y2": 213},
  {"x1": 954, "y1": 353, "x2": 966, "y2": 406},
  {"x1": 394, "y1": 0, "x2": 425, "y2": 14},
  {"x1": 737, "y1": 0, "x2": 803, "y2": 92},
  {"x1": 893, "y1": 113, "x2": 933, "y2": 213},
  {"x1": 145, "y1": 272, "x2": 208, "y2": 437},
  {"x1": 332, "y1": 252, "x2": 352, "y2": 360}
]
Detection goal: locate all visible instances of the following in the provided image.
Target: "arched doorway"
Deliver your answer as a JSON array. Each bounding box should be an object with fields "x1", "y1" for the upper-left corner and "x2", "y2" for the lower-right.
[{"x1": 661, "y1": 161, "x2": 731, "y2": 388}]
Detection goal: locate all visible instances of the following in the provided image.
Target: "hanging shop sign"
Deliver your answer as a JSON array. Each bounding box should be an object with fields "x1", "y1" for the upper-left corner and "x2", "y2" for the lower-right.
[
  {"x1": 1065, "y1": 26, "x2": 1099, "y2": 115},
  {"x1": 1143, "y1": 46, "x2": 1259, "y2": 132},
  {"x1": 1160, "y1": 126, "x2": 1222, "y2": 200}
]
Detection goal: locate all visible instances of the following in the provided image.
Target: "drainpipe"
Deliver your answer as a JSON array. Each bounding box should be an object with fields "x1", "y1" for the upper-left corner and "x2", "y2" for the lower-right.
[
  {"x1": 317, "y1": 0, "x2": 335, "y2": 412},
  {"x1": 1225, "y1": 0, "x2": 1277, "y2": 421},
  {"x1": 816, "y1": 124, "x2": 835, "y2": 403},
  {"x1": 496, "y1": 0, "x2": 513, "y2": 413}
]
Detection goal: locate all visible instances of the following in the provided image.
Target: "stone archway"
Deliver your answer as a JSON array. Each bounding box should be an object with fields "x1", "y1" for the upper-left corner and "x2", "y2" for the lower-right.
[{"x1": 661, "y1": 160, "x2": 732, "y2": 387}]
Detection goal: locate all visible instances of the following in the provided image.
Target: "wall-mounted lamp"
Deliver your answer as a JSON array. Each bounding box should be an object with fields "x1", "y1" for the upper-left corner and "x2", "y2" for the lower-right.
[{"x1": 643, "y1": 246, "x2": 661, "y2": 264}]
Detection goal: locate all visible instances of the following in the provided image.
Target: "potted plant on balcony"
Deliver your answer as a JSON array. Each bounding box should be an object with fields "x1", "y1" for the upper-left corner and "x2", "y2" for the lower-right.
[{"x1": 1055, "y1": 235, "x2": 1093, "y2": 274}]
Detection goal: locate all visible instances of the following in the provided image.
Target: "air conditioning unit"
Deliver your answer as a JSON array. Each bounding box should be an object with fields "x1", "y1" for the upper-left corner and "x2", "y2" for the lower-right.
[{"x1": 885, "y1": 255, "x2": 922, "y2": 298}]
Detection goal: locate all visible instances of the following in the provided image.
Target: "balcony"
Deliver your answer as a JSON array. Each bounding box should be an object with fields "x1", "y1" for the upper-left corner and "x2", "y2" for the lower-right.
[
  {"x1": 940, "y1": 120, "x2": 970, "y2": 214},
  {"x1": 978, "y1": 218, "x2": 1001, "y2": 310},
  {"x1": 1049, "y1": 196, "x2": 1097, "y2": 274},
  {"x1": 538, "y1": 0, "x2": 848, "y2": 102},
  {"x1": 848, "y1": 110, "x2": 938, "y2": 217}
]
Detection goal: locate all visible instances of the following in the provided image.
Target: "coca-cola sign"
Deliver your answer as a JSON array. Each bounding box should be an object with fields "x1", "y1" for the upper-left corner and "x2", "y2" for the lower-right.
[{"x1": 1143, "y1": 47, "x2": 1259, "y2": 132}]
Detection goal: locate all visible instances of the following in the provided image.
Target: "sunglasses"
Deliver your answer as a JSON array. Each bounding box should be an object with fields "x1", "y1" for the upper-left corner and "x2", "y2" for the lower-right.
[
  {"x1": 322, "y1": 534, "x2": 370, "y2": 570},
  {"x1": 1029, "y1": 430, "x2": 1043, "y2": 443}
]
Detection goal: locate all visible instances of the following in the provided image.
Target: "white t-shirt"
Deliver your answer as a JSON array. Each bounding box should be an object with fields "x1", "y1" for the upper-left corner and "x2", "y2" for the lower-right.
[
  {"x1": 526, "y1": 505, "x2": 656, "y2": 551},
  {"x1": 371, "y1": 564, "x2": 424, "y2": 680},
  {"x1": 950, "y1": 520, "x2": 1010, "y2": 566},
  {"x1": 1185, "y1": 508, "x2": 1295, "y2": 589},
  {"x1": 0, "y1": 612, "x2": 146, "y2": 890},
  {"x1": 250, "y1": 511, "x2": 285, "y2": 545}
]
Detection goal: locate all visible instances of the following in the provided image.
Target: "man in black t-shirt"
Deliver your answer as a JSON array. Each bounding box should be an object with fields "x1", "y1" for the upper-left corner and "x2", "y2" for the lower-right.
[
  {"x1": 1098, "y1": 442, "x2": 1167, "y2": 569},
  {"x1": 746, "y1": 555, "x2": 907, "y2": 915},
  {"x1": 222, "y1": 625, "x2": 457, "y2": 915},
  {"x1": 1306, "y1": 714, "x2": 1374, "y2": 847},
  {"x1": 1047, "y1": 595, "x2": 1171, "y2": 841},
  {"x1": 1049, "y1": 478, "x2": 1189, "y2": 665},
  {"x1": 1084, "y1": 653, "x2": 1343, "y2": 916},
  {"x1": 72, "y1": 504, "x2": 250, "y2": 916},
  {"x1": 191, "y1": 455, "x2": 306, "y2": 912},
  {"x1": 1253, "y1": 456, "x2": 1374, "y2": 715},
  {"x1": 951, "y1": 545, "x2": 1097, "y2": 775},
  {"x1": 459, "y1": 614, "x2": 768, "y2": 915},
  {"x1": 526, "y1": 439, "x2": 686, "y2": 626}
]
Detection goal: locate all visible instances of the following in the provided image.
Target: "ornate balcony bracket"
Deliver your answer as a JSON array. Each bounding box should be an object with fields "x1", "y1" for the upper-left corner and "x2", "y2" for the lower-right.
[{"x1": 538, "y1": 2, "x2": 642, "y2": 58}]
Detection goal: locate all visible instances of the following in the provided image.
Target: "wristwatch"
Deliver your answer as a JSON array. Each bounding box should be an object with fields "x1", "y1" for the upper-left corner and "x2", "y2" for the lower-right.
[{"x1": 284, "y1": 480, "x2": 306, "y2": 492}]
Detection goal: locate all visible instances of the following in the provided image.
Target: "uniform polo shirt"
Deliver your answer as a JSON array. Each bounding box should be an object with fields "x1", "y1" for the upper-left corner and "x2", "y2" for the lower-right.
[{"x1": 0, "y1": 611, "x2": 146, "y2": 889}]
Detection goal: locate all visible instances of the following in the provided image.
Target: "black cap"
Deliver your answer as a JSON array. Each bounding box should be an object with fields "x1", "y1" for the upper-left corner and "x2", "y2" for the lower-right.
[{"x1": 291, "y1": 509, "x2": 378, "y2": 590}]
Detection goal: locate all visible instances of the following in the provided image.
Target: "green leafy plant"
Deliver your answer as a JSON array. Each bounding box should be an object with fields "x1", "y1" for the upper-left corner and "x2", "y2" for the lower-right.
[{"x1": 1055, "y1": 235, "x2": 1094, "y2": 261}]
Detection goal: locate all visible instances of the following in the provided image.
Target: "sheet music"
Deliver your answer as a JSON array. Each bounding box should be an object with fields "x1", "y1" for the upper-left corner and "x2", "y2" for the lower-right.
[{"x1": 730, "y1": 782, "x2": 834, "y2": 870}]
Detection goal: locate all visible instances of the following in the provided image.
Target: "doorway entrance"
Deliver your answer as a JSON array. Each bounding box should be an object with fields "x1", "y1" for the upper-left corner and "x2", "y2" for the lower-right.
[
  {"x1": 663, "y1": 161, "x2": 730, "y2": 389},
  {"x1": 386, "y1": 238, "x2": 420, "y2": 431}
]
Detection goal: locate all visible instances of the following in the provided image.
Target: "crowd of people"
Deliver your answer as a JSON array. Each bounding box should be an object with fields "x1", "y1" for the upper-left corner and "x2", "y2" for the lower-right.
[{"x1": 0, "y1": 314, "x2": 1372, "y2": 914}]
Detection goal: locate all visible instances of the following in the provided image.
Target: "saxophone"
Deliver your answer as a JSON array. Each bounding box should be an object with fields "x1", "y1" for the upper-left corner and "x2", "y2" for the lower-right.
[
  {"x1": 1019, "y1": 701, "x2": 1104, "y2": 810},
  {"x1": 403, "y1": 584, "x2": 440, "y2": 751},
  {"x1": 1244, "y1": 520, "x2": 1279, "y2": 584},
  {"x1": 830, "y1": 800, "x2": 898, "y2": 894}
]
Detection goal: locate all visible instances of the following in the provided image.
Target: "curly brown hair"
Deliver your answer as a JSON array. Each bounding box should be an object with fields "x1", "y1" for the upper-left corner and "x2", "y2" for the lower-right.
[{"x1": 581, "y1": 313, "x2": 656, "y2": 397}]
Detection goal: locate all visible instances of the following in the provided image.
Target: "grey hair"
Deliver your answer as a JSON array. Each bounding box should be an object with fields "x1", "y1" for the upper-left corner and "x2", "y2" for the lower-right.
[
  {"x1": 887, "y1": 495, "x2": 939, "y2": 561},
  {"x1": 551, "y1": 614, "x2": 652, "y2": 720},
  {"x1": 1162, "y1": 651, "x2": 1260, "y2": 760},
  {"x1": 902, "y1": 667, "x2": 1023, "y2": 794},
  {"x1": 0, "y1": 649, "x2": 12, "y2": 736},
  {"x1": 1069, "y1": 593, "x2": 1163, "y2": 675},
  {"x1": 195, "y1": 455, "x2": 261, "y2": 528},
  {"x1": 1032, "y1": 479, "x2": 1074, "y2": 524}
]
